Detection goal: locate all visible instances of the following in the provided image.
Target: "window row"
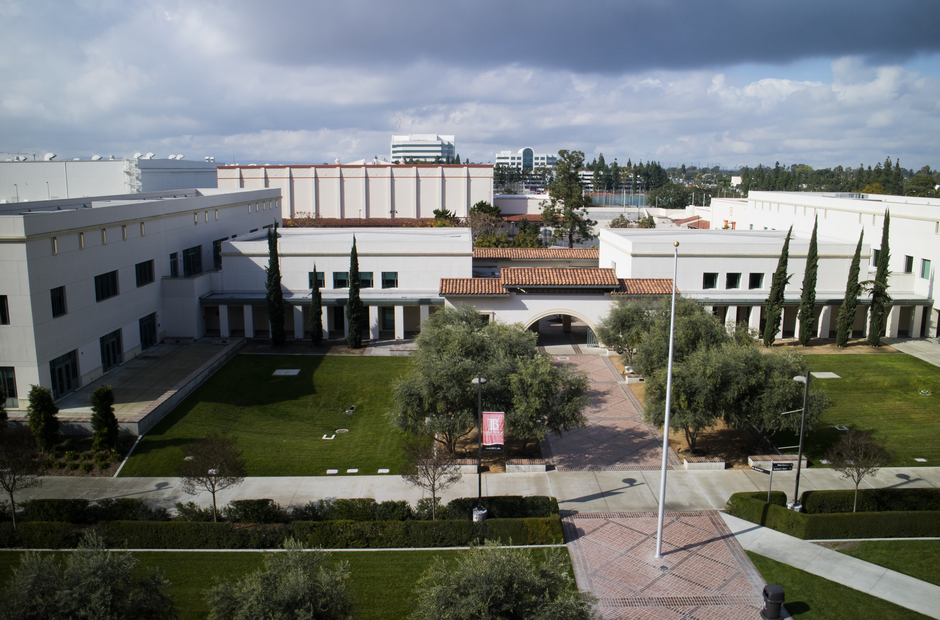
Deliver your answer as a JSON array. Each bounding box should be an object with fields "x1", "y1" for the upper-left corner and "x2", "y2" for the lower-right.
[
  {"x1": 308, "y1": 271, "x2": 398, "y2": 289},
  {"x1": 703, "y1": 272, "x2": 764, "y2": 290}
]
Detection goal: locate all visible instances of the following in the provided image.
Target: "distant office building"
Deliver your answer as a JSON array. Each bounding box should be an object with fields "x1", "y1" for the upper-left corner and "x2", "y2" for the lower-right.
[
  {"x1": 494, "y1": 148, "x2": 557, "y2": 170},
  {"x1": 390, "y1": 134, "x2": 456, "y2": 163},
  {"x1": 1, "y1": 157, "x2": 218, "y2": 202}
]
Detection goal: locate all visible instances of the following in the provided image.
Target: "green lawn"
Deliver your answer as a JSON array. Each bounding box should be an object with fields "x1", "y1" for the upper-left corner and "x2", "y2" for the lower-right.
[
  {"x1": 119, "y1": 355, "x2": 413, "y2": 477},
  {"x1": 771, "y1": 354, "x2": 940, "y2": 466},
  {"x1": 746, "y1": 551, "x2": 931, "y2": 619},
  {"x1": 0, "y1": 547, "x2": 568, "y2": 620},
  {"x1": 837, "y1": 540, "x2": 940, "y2": 587}
]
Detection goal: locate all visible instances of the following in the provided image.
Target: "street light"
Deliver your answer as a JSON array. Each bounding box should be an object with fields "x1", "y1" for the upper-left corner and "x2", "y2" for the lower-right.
[
  {"x1": 789, "y1": 371, "x2": 811, "y2": 511},
  {"x1": 470, "y1": 374, "x2": 487, "y2": 511},
  {"x1": 655, "y1": 241, "x2": 679, "y2": 559}
]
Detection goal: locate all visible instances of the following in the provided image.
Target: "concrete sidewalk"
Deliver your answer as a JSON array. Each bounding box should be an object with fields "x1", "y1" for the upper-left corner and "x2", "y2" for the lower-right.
[
  {"x1": 722, "y1": 513, "x2": 940, "y2": 619},
  {"x1": 884, "y1": 337, "x2": 940, "y2": 368}
]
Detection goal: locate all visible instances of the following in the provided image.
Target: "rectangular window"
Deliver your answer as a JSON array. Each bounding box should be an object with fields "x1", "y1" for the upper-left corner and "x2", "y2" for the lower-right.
[
  {"x1": 94, "y1": 271, "x2": 119, "y2": 302},
  {"x1": 905, "y1": 256, "x2": 914, "y2": 273},
  {"x1": 122, "y1": 225, "x2": 127, "y2": 241},
  {"x1": 140, "y1": 222, "x2": 145, "y2": 237},
  {"x1": 360, "y1": 272, "x2": 373, "y2": 288},
  {"x1": 205, "y1": 211, "x2": 208, "y2": 223},
  {"x1": 308, "y1": 271, "x2": 325, "y2": 289},
  {"x1": 749, "y1": 273, "x2": 764, "y2": 289},
  {"x1": 0, "y1": 295, "x2": 8, "y2": 324},
  {"x1": 52, "y1": 237, "x2": 58, "y2": 255},
  {"x1": 922, "y1": 259, "x2": 932, "y2": 279},
  {"x1": 101, "y1": 228, "x2": 107, "y2": 245},
  {"x1": 872, "y1": 249, "x2": 880, "y2": 266},
  {"x1": 79, "y1": 232, "x2": 84, "y2": 249},
  {"x1": 333, "y1": 272, "x2": 349, "y2": 288},
  {"x1": 169, "y1": 252, "x2": 179, "y2": 278},
  {"x1": 726, "y1": 273, "x2": 742, "y2": 289},
  {"x1": 215, "y1": 209, "x2": 219, "y2": 221},
  {"x1": 212, "y1": 238, "x2": 227, "y2": 270},
  {"x1": 182, "y1": 245, "x2": 202, "y2": 277},
  {"x1": 194, "y1": 213, "x2": 198, "y2": 225},
  {"x1": 382, "y1": 272, "x2": 398, "y2": 289},
  {"x1": 51, "y1": 286, "x2": 67, "y2": 318},
  {"x1": 135, "y1": 259, "x2": 155, "y2": 287},
  {"x1": 703, "y1": 273, "x2": 718, "y2": 289},
  {"x1": 0, "y1": 367, "x2": 17, "y2": 409}
]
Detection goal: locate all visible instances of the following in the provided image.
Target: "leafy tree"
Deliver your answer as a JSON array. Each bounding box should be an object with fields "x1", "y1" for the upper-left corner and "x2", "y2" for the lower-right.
[
  {"x1": 205, "y1": 538, "x2": 352, "y2": 620},
  {"x1": 905, "y1": 173, "x2": 937, "y2": 197},
  {"x1": 410, "y1": 541, "x2": 598, "y2": 620},
  {"x1": 454, "y1": 154, "x2": 461, "y2": 164},
  {"x1": 310, "y1": 262, "x2": 323, "y2": 346},
  {"x1": 540, "y1": 150, "x2": 597, "y2": 248},
  {"x1": 469, "y1": 200, "x2": 501, "y2": 218},
  {"x1": 862, "y1": 182, "x2": 885, "y2": 194},
  {"x1": 797, "y1": 217, "x2": 819, "y2": 346},
  {"x1": 432, "y1": 208, "x2": 458, "y2": 227},
  {"x1": 26, "y1": 385, "x2": 58, "y2": 452},
  {"x1": 762, "y1": 227, "x2": 793, "y2": 347},
  {"x1": 474, "y1": 232, "x2": 513, "y2": 248},
  {"x1": 0, "y1": 427, "x2": 43, "y2": 530},
  {"x1": 399, "y1": 435, "x2": 462, "y2": 520},
  {"x1": 176, "y1": 432, "x2": 247, "y2": 522},
  {"x1": 595, "y1": 298, "x2": 656, "y2": 365},
  {"x1": 509, "y1": 354, "x2": 590, "y2": 449},
  {"x1": 826, "y1": 430, "x2": 893, "y2": 512},
  {"x1": 867, "y1": 212, "x2": 891, "y2": 346},
  {"x1": 468, "y1": 211, "x2": 505, "y2": 240},
  {"x1": 393, "y1": 306, "x2": 589, "y2": 454},
  {"x1": 90, "y1": 384, "x2": 120, "y2": 451},
  {"x1": 1, "y1": 532, "x2": 175, "y2": 620},
  {"x1": 631, "y1": 296, "x2": 728, "y2": 378},
  {"x1": 346, "y1": 237, "x2": 366, "y2": 348},
  {"x1": 512, "y1": 218, "x2": 543, "y2": 248},
  {"x1": 648, "y1": 181, "x2": 691, "y2": 209},
  {"x1": 835, "y1": 231, "x2": 864, "y2": 347},
  {"x1": 265, "y1": 225, "x2": 285, "y2": 346}
]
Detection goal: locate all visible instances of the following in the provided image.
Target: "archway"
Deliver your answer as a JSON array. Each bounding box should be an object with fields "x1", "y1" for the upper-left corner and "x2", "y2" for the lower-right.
[{"x1": 523, "y1": 309, "x2": 600, "y2": 352}]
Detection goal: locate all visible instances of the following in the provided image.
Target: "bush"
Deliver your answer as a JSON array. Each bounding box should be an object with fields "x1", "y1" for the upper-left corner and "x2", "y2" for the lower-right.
[
  {"x1": 80, "y1": 451, "x2": 94, "y2": 460},
  {"x1": 223, "y1": 499, "x2": 288, "y2": 524},
  {"x1": 0, "y1": 522, "x2": 17, "y2": 547},
  {"x1": 103, "y1": 521, "x2": 261, "y2": 549},
  {"x1": 414, "y1": 497, "x2": 450, "y2": 521},
  {"x1": 485, "y1": 516, "x2": 564, "y2": 545},
  {"x1": 64, "y1": 450, "x2": 77, "y2": 461},
  {"x1": 53, "y1": 460, "x2": 64, "y2": 469},
  {"x1": 316, "y1": 498, "x2": 378, "y2": 521},
  {"x1": 97, "y1": 460, "x2": 109, "y2": 470},
  {"x1": 18, "y1": 521, "x2": 78, "y2": 548},
  {"x1": 67, "y1": 462, "x2": 79, "y2": 471},
  {"x1": 80, "y1": 462, "x2": 93, "y2": 473},
  {"x1": 446, "y1": 496, "x2": 560, "y2": 519},
  {"x1": 374, "y1": 500, "x2": 414, "y2": 521},
  {"x1": 92, "y1": 499, "x2": 169, "y2": 522},
  {"x1": 800, "y1": 488, "x2": 940, "y2": 514},
  {"x1": 174, "y1": 501, "x2": 219, "y2": 522},
  {"x1": 21, "y1": 499, "x2": 92, "y2": 524}
]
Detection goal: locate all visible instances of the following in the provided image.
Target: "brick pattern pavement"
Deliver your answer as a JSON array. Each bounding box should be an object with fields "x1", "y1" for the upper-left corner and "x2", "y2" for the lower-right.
[
  {"x1": 542, "y1": 355, "x2": 679, "y2": 471},
  {"x1": 565, "y1": 511, "x2": 765, "y2": 620}
]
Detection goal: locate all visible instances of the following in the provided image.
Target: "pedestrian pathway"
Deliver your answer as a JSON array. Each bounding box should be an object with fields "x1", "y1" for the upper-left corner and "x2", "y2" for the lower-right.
[
  {"x1": 721, "y1": 513, "x2": 940, "y2": 619},
  {"x1": 884, "y1": 337, "x2": 940, "y2": 368}
]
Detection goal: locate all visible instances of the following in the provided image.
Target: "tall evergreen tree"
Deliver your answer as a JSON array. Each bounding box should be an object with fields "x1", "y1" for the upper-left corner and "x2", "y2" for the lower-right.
[
  {"x1": 867, "y1": 211, "x2": 892, "y2": 346},
  {"x1": 346, "y1": 237, "x2": 366, "y2": 348},
  {"x1": 762, "y1": 227, "x2": 793, "y2": 347},
  {"x1": 798, "y1": 217, "x2": 819, "y2": 345},
  {"x1": 265, "y1": 225, "x2": 285, "y2": 346},
  {"x1": 309, "y1": 262, "x2": 323, "y2": 346},
  {"x1": 835, "y1": 231, "x2": 864, "y2": 347},
  {"x1": 27, "y1": 385, "x2": 59, "y2": 452},
  {"x1": 540, "y1": 150, "x2": 597, "y2": 248},
  {"x1": 90, "y1": 384, "x2": 119, "y2": 451}
]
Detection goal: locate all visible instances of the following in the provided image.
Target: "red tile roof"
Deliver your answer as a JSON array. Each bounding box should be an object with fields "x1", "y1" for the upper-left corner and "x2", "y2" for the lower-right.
[
  {"x1": 613, "y1": 278, "x2": 677, "y2": 296},
  {"x1": 439, "y1": 278, "x2": 508, "y2": 296},
  {"x1": 500, "y1": 267, "x2": 619, "y2": 287},
  {"x1": 472, "y1": 247, "x2": 599, "y2": 260}
]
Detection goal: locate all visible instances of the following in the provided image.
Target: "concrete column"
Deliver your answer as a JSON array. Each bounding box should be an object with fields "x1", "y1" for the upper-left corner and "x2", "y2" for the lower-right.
[
  {"x1": 792, "y1": 311, "x2": 801, "y2": 341},
  {"x1": 419, "y1": 305, "x2": 430, "y2": 330},
  {"x1": 704, "y1": 305, "x2": 713, "y2": 315},
  {"x1": 726, "y1": 306, "x2": 738, "y2": 325},
  {"x1": 219, "y1": 305, "x2": 230, "y2": 338},
  {"x1": 749, "y1": 306, "x2": 761, "y2": 332},
  {"x1": 562, "y1": 315, "x2": 571, "y2": 333},
  {"x1": 886, "y1": 305, "x2": 902, "y2": 338},
  {"x1": 343, "y1": 309, "x2": 349, "y2": 338},
  {"x1": 912, "y1": 305, "x2": 926, "y2": 338},
  {"x1": 394, "y1": 305, "x2": 405, "y2": 340},
  {"x1": 817, "y1": 305, "x2": 833, "y2": 338},
  {"x1": 244, "y1": 305, "x2": 255, "y2": 338},
  {"x1": 929, "y1": 308, "x2": 940, "y2": 339},
  {"x1": 293, "y1": 305, "x2": 304, "y2": 340},
  {"x1": 321, "y1": 306, "x2": 329, "y2": 340},
  {"x1": 369, "y1": 305, "x2": 380, "y2": 341}
]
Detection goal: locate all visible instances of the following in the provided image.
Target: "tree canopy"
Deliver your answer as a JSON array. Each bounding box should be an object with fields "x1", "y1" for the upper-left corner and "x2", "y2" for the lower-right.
[
  {"x1": 176, "y1": 432, "x2": 247, "y2": 522},
  {"x1": 867, "y1": 212, "x2": 891, "y2": 346},
  {"x1": 797, "y1": 217, "x2": 819, "y2": 346},
  {"x1": 26, "y1": 385, "x2": 58, "y2": 452},
  {"x1": 835, "y1": 231, "x2": 864, "y2": 347},
  {"x1": 762, "y1": 227, "x2": 792, "y2": 347},
  {"x1": 265, "y1": 225, "x2": 285, "y2": 346},
  {"x1": 540, "y1": 150, "x2": 597, "y2": 248},
  {"x1": 346, "y1": 237, "x2": 366, "y2": 348}
]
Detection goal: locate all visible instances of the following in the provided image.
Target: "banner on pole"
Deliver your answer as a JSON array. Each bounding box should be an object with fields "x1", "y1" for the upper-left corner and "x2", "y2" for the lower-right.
[{"x1": 482, "y1": 412, "x2": 505, "y2": 446}]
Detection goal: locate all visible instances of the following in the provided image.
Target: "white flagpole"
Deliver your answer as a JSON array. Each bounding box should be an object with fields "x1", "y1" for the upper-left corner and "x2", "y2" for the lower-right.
[{"x1": 655, "y1": 241, "x2": 679, "y2": 559}]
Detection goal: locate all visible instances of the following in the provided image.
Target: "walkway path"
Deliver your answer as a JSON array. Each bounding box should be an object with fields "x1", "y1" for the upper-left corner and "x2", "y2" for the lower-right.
[
  {"x1": 884, "y1": 337, "x2": 940, "y2": 368},
  {"x1": 722, "y1": 513, "x2": 940, "y2": 619}
]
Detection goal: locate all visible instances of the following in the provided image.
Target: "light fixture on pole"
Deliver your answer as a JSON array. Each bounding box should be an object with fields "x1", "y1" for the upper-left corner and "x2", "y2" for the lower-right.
[
  {"x1": 655, "y1": 241, "x2": 679, "y2": 559},
  {"x1": 470, "y1": 374, "x2": 487, "y2": 510},
  {"x1": 789, "y1": 371, "x2": 811, "y2": 511}
]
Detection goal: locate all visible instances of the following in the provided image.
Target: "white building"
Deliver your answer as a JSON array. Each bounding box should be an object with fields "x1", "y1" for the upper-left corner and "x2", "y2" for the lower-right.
[
  {"x1": 494, "y1": 148, "x2": 557, "y2": 170},
  {"x1": 390, "y1": 134, "x2": 456, "y2": 163},
  {"x1": 1, "y1": 158, "x2": 218, "y2": 202},
  {"x1": 0, "y1": 188, "x2": 280, "y2": 410},
  {"x1": 218, "y1": 163, "x2": 493, "y2": 220},
  {"x1": 709, "y1": 191, "x2": 939, "y2": 337}
]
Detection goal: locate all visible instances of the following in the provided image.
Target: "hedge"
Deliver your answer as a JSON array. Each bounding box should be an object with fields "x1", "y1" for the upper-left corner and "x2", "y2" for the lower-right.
[
  {"x1": 446, "y1": 496, "x2": 560, "y2": 520},
  {"x1": 19, "y1": 498, "x2": 168, "y2": 524},
  {"x1": 725, "y1": 492, "x2": 940, "y2": 539},
  {"x1": 799, "y1": 488, "x2": 940, "y2": 514}
]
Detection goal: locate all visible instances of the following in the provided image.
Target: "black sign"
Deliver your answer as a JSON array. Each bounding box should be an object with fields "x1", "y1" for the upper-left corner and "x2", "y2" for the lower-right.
[
  {"x1": 772, "y1": 463, "x2": 794, "y2": 472},
  {"x1": 751, "y1": 466, "x2": 770, "y2": 474}
]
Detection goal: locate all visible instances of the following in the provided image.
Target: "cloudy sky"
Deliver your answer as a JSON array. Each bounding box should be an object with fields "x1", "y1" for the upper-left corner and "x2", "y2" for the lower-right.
[{"x1": 3, "y1": 0, "x2": 939, "y2": 170}]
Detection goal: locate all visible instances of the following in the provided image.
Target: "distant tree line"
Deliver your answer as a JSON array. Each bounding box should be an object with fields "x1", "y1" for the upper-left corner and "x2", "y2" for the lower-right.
[{"x1": 739, "y1": 158, "x2": 938, "y2": 197}]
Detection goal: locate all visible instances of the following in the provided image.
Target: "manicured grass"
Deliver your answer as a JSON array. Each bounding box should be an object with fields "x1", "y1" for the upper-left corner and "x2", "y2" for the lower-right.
[
  {"x1": 119, "y1": 355, "x2": 413, "y2": 477},
  {"x1": 837, "y1": 540, "x2": 940, "y2": 587},
  {"x1": 746, "y1": 551, "x2": 932, "y2": 619},
  {"x1": 0, "y1": 547, "x2": 569, "y2": 620},
  {"x1": 772, "y1": 354, "x2": 940, "y2": 466}
]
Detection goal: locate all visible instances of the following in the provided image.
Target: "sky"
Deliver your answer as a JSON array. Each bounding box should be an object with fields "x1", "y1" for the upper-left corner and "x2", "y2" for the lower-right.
[{"x1": 2, "y1": 0, "x2": 940, "y2": 171}]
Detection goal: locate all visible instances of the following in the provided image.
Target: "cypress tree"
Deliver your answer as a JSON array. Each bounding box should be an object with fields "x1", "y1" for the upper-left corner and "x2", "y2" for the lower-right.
[
  {"x1": 835, "y1": 231, "x2": 864, "y2": 347},
  {"x1": 797, "y1": 217, "x2": 819, "y2": 346},
  {"x1": 90, "y1": 384, "x2": 119, "y2": 451},
  {"x1": 346, "y1": 236, "x2": 366, "y2": 348},
  {"x1": 265, "y1": 225, "x2": 285, "y2": 346},
  {"x1": 27, "y1": 385, "x2": 59, "y2": 452},
  {"x1": 762, "y1": 226, "x2": 793, "y2": 347},
  {"x1": 868, "y1": 211, "x2": 892, "y2": 346},
  {"x1": 310, "y1": 262, "x2": 323, "y2": 346}
]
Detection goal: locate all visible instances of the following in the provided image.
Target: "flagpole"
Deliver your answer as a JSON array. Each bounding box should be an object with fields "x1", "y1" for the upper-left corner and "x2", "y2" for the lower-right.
[{"x1": 655, "y1": 241, "x2": 679, "y2": 559}]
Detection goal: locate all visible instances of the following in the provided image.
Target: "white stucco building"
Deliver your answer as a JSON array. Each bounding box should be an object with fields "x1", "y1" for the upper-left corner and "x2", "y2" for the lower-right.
[
  {"x1": 494, "y1": 148, "x2": 557, "y2": 170},
  {"x1": 0, "y1": 188, "x2": 280, "y2": 410},
  {"x1": 390, "y1": 134, "x2": 456, "y2": 163}
]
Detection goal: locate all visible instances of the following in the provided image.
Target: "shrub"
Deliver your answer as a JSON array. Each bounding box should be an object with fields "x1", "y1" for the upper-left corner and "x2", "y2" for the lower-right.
[
  {"x1": 80, "y1": 451, "x2": 94, "y2": 460},
  {"x1": 174, "y1": 501, "x2": 219, "y2": 522},
  {"x1": 800, "y1": 488, "x2": 940, "y2": 514},
  {"x1": 92, "y1": 499, "x2": 169, "y2": 522},
  {"x1": 374, "y1": 500, "x2": 414, "y2": 521},
  {"x1": 316, "y1": 498, "x2": 378, "y2": 522},
  {"x1": 97, "y1": 460, "x2": 109, "y2": 470},
  {"x1": 223, "y1": 499, "x2": 288, "y2": 524},
  {"x1": 21, "y1": 499, "x2": 92, "y2": 524},
  {"x1": 80, "y1": 462, "x2": 93, "y2": 473},
  {"x1": 102, "y1": 521, "x2": 248, "y2": 549},
  {"x1": 446, "y1": 496, "x2": 560, "y2": 519},
  {"x1": 18, "y1": 521, "x2": 77, "y2": 548},
  {"x1": 0, "y1": 522, "x2": 17, "y2": 547},
  {"x1": 67, "y1": 462, "x2": 79, "y2": 471},
  {"x1": 64, "y1": 450, "x2": 77, "y2": 461},
  {"x1": 288, "y1": 501, "x2": 320, "y2": 522},
  {"x1": 53, "y1": 460, "x2": 64, "y2": 469},
  {"x1": 414, "y1": 497, "x2": 450, "y2": 521}
]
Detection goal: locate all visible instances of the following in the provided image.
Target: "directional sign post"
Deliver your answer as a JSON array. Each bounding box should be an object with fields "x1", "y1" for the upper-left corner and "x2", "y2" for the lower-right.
[
  {"x1": 772, "y1": 463, "x2": 794, "y2": 472},
  {"x1": 752, "y1": 463, "x2": 778, "y2": 503}
]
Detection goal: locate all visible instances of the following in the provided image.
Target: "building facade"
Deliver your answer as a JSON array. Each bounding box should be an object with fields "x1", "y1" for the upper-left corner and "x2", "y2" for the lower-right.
[
  {"x1": 390, "y1": 134, "x2": 456, "y2": 163},
  {"x1": 494, "y1": 148, "x2": 557, "y2": 170}
]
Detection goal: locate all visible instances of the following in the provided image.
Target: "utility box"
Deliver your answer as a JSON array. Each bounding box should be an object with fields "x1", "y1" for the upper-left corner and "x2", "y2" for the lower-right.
[{"x1": 761, "y1": 584, "x2": 785, "y2": 620}]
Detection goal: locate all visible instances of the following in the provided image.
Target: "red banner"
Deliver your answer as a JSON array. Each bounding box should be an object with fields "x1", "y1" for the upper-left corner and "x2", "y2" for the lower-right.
[{"x1": 482, "y1": 411, "x2": 505, "y2": 446}]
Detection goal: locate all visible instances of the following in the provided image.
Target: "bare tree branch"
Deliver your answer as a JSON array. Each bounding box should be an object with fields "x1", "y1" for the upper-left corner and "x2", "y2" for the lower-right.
[{"x1": 176, "y1": 432, "x2": 247, "y2": 522}]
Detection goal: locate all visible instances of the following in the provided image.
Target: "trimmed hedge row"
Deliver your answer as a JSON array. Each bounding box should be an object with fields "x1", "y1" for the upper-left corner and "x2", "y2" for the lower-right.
[
  {"x1": 0, "y1": 515, "x2": 564, "y2": 550},
  {"x1": 799, "y1": 488, "x2": 940, "y2": 514},
  {"x1": 18, "y1": 498, "x2": 168, "y2": 524},
  {"x1": 725, "y1": 492, "x2": 940, "y2": 539}
]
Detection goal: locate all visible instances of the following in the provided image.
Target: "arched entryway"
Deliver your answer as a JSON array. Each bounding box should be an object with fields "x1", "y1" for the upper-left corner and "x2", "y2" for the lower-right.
[{"x1": 523, "y1": 310, "x2": 600, "y2": 353}]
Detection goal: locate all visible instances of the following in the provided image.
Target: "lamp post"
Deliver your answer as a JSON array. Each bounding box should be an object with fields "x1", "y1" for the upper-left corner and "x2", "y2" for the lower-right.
[
  {"x1": 471, "y1": 374, "x2": 487, "y2": 509},
  {"x1": 655, "y1": 241, "x2": 679, "y2": 559},
  {"x1": 789, "y1": 371, "x2": 811, "y2": 511}
]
